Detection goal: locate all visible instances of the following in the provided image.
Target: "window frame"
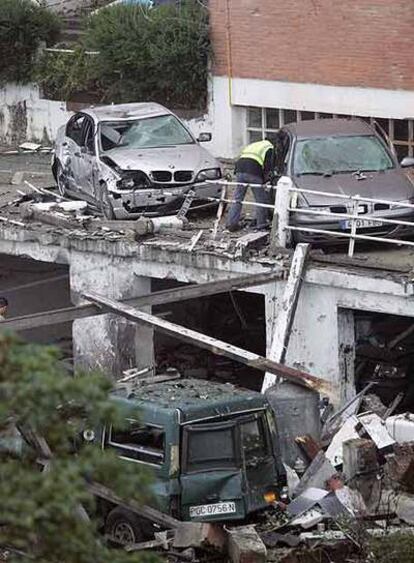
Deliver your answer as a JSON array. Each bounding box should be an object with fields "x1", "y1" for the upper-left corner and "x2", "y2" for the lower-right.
[
  {"x1": 66, "y1": 113, "x2": 87, "y2": 146},
  {"x1": 182, "y1": 419, "x2": 240, "y2": 474},
  {"x1": 106, "y1": 418, "x2": 165, "y2": 468},
  {"x1": 246, "y1": 108, "x2": 414, "y2": 159}
]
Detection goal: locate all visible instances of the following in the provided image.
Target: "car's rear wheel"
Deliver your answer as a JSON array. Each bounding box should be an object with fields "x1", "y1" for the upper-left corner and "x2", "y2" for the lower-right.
[
  {"x1": 99, "y1": 182, "x2": 115, "y2": 220},
  {"x1": 105, "y1": 507, "x2": 144, "y2": 545},
  {"x1": 55, "y1": 161, "x2": 67, "y2": 197}
]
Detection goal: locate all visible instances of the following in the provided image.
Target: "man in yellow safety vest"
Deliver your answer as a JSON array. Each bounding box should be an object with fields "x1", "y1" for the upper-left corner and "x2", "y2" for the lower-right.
[{"x1": 226, "y1": 139, "x2": 276, "y2": 232}]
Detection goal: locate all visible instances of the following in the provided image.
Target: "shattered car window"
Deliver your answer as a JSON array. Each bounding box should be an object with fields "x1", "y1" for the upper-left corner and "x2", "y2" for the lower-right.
[
  {"x1": 100, "y1": 114, "x2": 194, "y2": 151},
  {"x1": 109, "y1": 419, "x2": 165, "y2": 465},
  {"x1": 186, "y1": 425, "x2": 236, "y2": 472},
  {"x1": 241, "y1": 418, "x2": 267, "y2": 460},
  {"x1": 293, "y1": 135, "x2": 394, "y2": 175}
]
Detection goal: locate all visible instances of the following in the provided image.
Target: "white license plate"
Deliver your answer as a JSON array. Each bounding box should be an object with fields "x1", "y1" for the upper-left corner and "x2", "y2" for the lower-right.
[
  {"x1": 341, "y1": 219, "x2": 384, "y2": 230},
  {"x1": 189, "y1": 501, "x2": 237, "y2": 518}
]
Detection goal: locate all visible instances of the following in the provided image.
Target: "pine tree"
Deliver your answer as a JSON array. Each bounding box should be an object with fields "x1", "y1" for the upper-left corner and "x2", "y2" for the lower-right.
[{"x1": 0, "y1": 332, "x2": 157, "y2": 563}]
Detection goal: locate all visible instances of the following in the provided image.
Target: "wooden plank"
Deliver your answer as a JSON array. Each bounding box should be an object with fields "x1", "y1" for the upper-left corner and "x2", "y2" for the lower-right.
[
  {"x1": 86, "y1": 481, "x2": 181, "y2": 529},
  {"x1": 83, "y1": 291, "x2": 332, "y2": 395},
  {"x1": 1, "y1": 271, "x2": 283, "y2": 333},
  {"x1": 262, "y1": 243, "x2": 310, "y2": 392}
]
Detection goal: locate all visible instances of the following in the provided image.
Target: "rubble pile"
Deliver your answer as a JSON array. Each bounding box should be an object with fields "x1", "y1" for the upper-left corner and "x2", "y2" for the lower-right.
[{"x1": 0, "y1": 181, "x2": 293, "y2": 264}]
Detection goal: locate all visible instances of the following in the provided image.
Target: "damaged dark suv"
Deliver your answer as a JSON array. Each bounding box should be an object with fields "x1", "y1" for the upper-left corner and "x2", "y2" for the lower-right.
[
  {"x1": 97, "y1": 377, "x2": 284, "y2": 544},
  {"x1": 52, "y1": 102, "x2": 222, "y2": 218}
]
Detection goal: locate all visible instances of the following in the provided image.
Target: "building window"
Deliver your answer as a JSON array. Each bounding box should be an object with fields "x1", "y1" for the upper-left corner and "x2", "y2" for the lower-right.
[{"x1": 246, "y1": 108, "x2": 414, "y2": 159}]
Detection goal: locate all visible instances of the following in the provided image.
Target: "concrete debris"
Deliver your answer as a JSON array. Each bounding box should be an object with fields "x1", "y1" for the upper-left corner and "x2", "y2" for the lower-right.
[
  {"x1": 283, "y1": 463, "x2": 300, "y2": 498},
  {"x1": 227, "y1": 525, "x2": 267, "y2": 563},
  {"x1": 19, "y1": 142, "x2": 41, "y2": 151},
  {"x1": 293, "y1": 451, "x2": 336, "y2": 497},
  {"x1": 395, "y1": 493, "x2": 414, "y2": 525},
  {"x1": 173, "y1": 522, "x2": 227, "y2": 551},
  {"x1": 325, "y1": 415, "x2": 360, "y2": 467},
  {"x1": 386, "y1": 413, "x2": 414, "y2": 442},
  {"x1": 384, "y1": 442, "x2": 414, "y2": 492},
  {"x1": 11, "y1": 171, "x2": 24, "y2": 186},
  {"x1": 357, "y1": 412, "x2": 396, "y2": 453},
  {"x1": 342, "y1": 438, "x2": 379, "y2": 505},
  {"x1": 294, "y1": 434, "x2": 322, "y2": 462}
]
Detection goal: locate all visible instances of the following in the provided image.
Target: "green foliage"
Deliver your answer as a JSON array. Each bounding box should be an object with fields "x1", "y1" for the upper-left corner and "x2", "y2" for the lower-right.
[
  {"x1": 35, "y1": 48, "x2": 98, "y2": 102},
  {"x1": 0, "y1": 0, "x2": 61, "y2": 84},
  {"x1": 35, "y1": 0, "x2": 211, "y2": 109},
  {"x1": 369, "y1": 532, "x2": 414, "y2": 563},
  {"x1": 0, "y1": 332, "x2": 156, "y2": 563}
]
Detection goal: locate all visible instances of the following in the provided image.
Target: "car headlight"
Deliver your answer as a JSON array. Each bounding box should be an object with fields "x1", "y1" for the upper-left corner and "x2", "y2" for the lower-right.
[
  {"x1": 195, "y1": 168, "x2": 222, "y2": 182},
  {"x1": 117, "y1": 177, "x2": 135, "y2": 189}
]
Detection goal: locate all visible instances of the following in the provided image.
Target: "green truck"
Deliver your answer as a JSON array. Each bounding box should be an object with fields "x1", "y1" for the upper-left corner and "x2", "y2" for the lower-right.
[{"x1": 99, "y1": 376, "x2": 284, "y2": 543}]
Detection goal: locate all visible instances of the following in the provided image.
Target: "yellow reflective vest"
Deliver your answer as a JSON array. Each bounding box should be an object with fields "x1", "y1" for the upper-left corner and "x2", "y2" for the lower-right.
[{"x1": 238, "y1": 140, "x2": 273, "y2": 168}]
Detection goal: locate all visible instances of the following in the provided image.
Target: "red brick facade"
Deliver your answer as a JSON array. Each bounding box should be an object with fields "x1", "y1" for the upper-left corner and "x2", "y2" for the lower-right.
[{"x1": 210, "y1": 0, "x2": 414, "y2": 91}]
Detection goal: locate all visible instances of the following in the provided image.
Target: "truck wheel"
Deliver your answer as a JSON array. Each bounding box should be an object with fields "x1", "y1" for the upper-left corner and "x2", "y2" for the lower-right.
[
  {"x1": 105, "y1": 507, "x2": 144, "y2": 545},
  {"x1": 99, "y1": 182, "x2": 115, "y2": 219}
]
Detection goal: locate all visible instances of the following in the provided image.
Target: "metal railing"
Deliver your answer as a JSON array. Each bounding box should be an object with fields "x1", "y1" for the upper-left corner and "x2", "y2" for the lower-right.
[{"x1": 205, "y1": 177, "x2": 414, "y2": 257}]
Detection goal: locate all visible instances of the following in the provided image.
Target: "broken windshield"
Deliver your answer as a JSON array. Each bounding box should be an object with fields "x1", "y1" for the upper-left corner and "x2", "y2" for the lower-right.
[
  {"x1": 293, "y1": 135, "x2": 394, "y2": 176},
  {"x1": 99, "y1": 114, "x2": 194, "y2": 151}
]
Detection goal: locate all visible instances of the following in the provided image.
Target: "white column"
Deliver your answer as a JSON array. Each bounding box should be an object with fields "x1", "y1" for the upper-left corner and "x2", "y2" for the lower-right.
[{"x1": 70, "y1": 253, "x2": 154, "y2": 379}]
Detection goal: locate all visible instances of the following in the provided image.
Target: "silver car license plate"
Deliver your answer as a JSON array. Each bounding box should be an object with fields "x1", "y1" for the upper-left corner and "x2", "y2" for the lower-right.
[
  {"x1": 341, "y1": 219, "x2": 384, "y2": 230},
  {"x1": 189, "y1": 501, "x2": 236, "y2": 518}
]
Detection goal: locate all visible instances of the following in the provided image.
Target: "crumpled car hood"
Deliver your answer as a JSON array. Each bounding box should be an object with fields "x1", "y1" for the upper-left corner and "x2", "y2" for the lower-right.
[
  {"x1": 101, "y1": 143, "x2": 218, "y2": 174},
  {"x1": 294, "y1": 168, "x2": 414, "y2": 206}
]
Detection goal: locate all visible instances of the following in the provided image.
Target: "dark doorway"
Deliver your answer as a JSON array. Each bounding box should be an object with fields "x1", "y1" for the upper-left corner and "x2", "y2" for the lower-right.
[{"x1": 152, "y1": 279, "x2": 266, "y2": 391}]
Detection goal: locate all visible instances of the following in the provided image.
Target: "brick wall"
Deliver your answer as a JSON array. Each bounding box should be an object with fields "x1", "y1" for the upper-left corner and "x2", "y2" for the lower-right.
[{"x1": 210, "y1": 0, "x2": 414, "y2": 91}]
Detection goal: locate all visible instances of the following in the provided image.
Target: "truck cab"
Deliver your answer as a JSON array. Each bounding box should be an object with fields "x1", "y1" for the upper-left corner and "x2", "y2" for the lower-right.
[{"x1": 101, "y1": 376, "x2": 284, "y2": 542}]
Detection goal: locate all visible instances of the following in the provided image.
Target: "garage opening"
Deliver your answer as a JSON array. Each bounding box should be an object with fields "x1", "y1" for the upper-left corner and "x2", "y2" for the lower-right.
[
  {"x1": 0, "y1": 255, "x2": 72, "y2": 356},
  {"x1": 349, "y1": 309, "x2": 414, "y2": 414},
  {"x1": 152, "y1": 279, "x2": 266, "y2": 391}
]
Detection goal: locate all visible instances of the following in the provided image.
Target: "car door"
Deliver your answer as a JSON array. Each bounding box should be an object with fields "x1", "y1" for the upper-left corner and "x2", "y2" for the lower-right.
[
  {"x1": 64, "y1": 113, "x2": 87, "y2": 193},
  {"x1": 239, "y1": 413, "x2": 279, "y2": 515},
  {"x1": 76, "y1": 117, "x2": 98, "y2": 198},
  {"x1": 180, "y1": 420, "x2": 245, "y2": 522},
  {"x1": 104, "y1": 418, "x2": 170, "y2": 513}
]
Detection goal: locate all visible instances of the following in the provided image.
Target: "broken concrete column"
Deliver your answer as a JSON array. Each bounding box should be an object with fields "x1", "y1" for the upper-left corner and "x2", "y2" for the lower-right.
[
  {"x1": 70, "y1": 252, "x2": 154, "y2": 378},
  {"x1": 173, "y1": 522, "x2": 227, "y2": 551},
  {"x1": 342, "y1": 438, "x2": 380, "y2": 507},
  {"x1": 385, "y1": 442, "x2": 414, "y2": 493},
  {"x1": 227, "y1": 525, "x2": 267, "y2": 563}
]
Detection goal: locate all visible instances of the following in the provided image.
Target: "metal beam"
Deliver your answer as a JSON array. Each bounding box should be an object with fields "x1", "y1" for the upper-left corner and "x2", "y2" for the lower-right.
[
  {"x1": 262, "y1": 243, "x2": 310, "y2": 392},
  {"x1": 83, "y1": 290, "x2": 332, "y2": 396},
  {"x1": 1, "y1": 271, "x2": 283, "y2": 332}
]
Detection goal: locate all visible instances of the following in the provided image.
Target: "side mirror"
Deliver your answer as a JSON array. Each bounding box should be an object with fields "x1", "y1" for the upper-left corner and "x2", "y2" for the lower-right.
[
  {"x1": 401, "y1": 156, "x2": 414, "y2": 168},
  {"x1": 197, "y1": 132, "x2": 212, "y2": 143}
]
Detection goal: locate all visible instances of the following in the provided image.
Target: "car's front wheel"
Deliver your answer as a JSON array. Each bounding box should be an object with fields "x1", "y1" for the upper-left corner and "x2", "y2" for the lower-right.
[{"x1": 105, "y1": 507, "x2": 144, "y2": 545}]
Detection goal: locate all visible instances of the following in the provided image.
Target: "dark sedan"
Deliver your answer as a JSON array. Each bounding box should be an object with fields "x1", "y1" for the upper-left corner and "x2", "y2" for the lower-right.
[{"x1": 274, "y1": 118, "x2": 414, "y2": 243}]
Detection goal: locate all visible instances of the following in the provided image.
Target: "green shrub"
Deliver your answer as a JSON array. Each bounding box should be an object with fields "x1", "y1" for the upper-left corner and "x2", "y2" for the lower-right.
[
  {"x1": 35, "y1": 47, "x2": 99, "y2": 101},
  {"x1": 84, "y1": 0, "x2": 211, "y2": 109},
  {"x1": 0, "y1": 0, "x2": 61, "y2": 83}
]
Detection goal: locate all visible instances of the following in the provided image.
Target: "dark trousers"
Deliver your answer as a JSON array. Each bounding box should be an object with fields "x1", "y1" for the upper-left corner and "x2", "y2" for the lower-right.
[{"x1": 226, "y1": 172, "x2": 270, "y2": 229}]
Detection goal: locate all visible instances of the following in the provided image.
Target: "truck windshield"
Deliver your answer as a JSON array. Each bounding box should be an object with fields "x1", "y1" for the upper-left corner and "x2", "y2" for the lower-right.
[
  {"x1": 293, "y1": 135, "x2": 394, "y2": 175},
  {"x1": 100, "y1": 114, "x2": 194, "y2": 151},
  {"x1": 186, "y1": 424, "x2": 237, "y2": 472}
]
